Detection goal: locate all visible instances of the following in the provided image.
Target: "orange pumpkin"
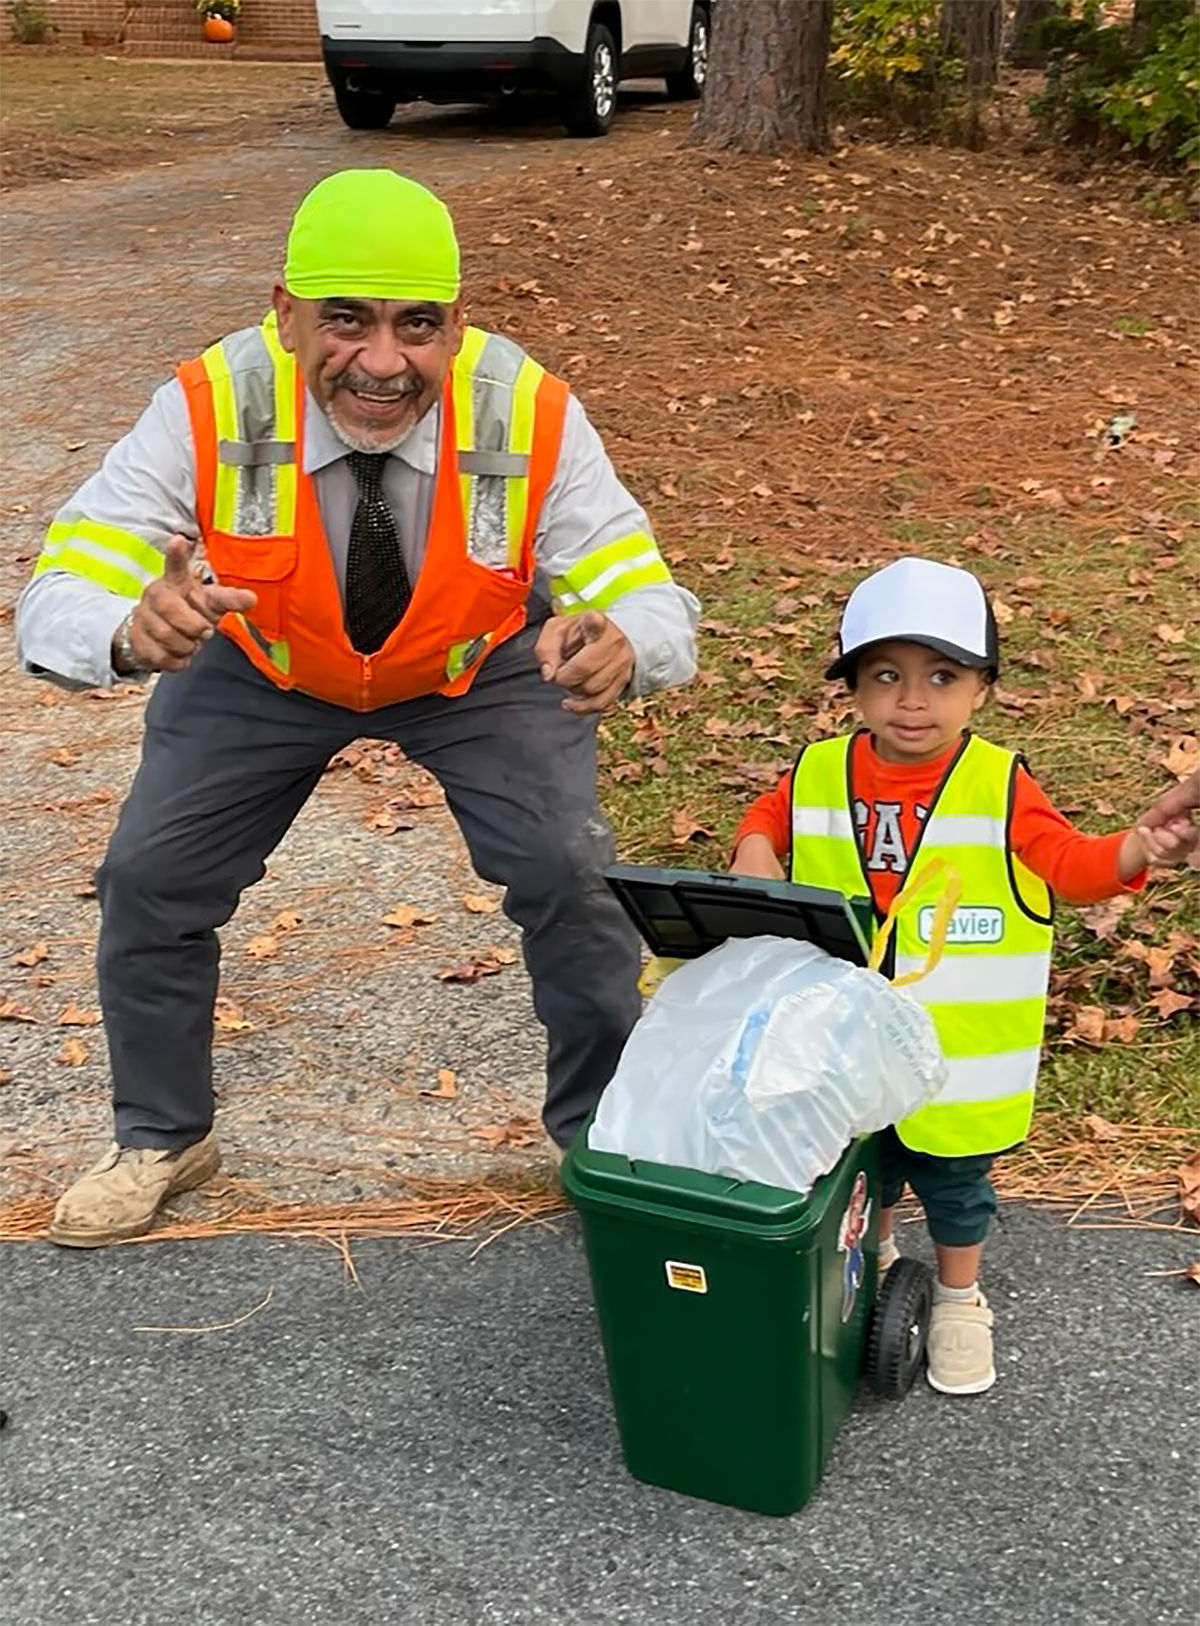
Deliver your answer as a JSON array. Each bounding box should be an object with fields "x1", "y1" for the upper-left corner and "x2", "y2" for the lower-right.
[{"x1": 202, "y1": 15, "x2": 235, "y2": 42}]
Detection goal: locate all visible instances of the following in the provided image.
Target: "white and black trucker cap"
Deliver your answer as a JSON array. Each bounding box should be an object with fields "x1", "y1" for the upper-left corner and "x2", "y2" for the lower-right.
[{"x1": 825, "y1": 557, "x2": 1000, "y2": 683}]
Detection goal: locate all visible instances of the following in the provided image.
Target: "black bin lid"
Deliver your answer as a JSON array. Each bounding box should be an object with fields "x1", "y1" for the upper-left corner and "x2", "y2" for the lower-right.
[{"x1": 604, "y1": 865, "x2": 874, "y2": 967}]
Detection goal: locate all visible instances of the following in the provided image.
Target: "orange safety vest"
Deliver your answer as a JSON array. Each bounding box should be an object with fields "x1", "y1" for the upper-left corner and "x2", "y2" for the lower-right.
[{"x1": 177, "y1": 319, "x2": 569, "y2": 712}]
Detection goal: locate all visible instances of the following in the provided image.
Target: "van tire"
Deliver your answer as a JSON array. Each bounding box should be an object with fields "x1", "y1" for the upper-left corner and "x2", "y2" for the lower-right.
[
  {"x1": 562, "y1": 22, "x2": 618, "y2": 137},
  {"x1": 332, "y1": 81, "x2": 397, "y2": 131},
  {"x1": 666, "y1": 5, "x2": 710, "y2": 100}
]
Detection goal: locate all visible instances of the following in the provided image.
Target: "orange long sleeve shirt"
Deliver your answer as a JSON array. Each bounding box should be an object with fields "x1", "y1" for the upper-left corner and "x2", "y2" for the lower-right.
[{"x1": 734, "y1": 731, "x2": 1145, "y2": 915}]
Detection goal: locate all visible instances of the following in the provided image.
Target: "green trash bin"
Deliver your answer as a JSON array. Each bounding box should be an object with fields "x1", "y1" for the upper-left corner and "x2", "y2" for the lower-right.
[
  {"x1": 563, "y1": 1135, "x2": 885, "y2": 1515},
  {"x1": 562, "y1": 865, "x2": 934, "y2": 1517}
]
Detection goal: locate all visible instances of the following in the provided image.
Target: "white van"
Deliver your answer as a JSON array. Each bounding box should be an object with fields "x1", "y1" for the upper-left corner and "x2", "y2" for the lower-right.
[{"x1": 317, "y1": 2, "x2": 711, "y2": 137}]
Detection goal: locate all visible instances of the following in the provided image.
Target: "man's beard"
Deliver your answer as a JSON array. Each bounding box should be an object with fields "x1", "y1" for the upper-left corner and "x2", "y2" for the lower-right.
[
  {"x1": 325, "y1": 372, "x2": 426, "y2": 455},
  {"x1": 325, "y1": 409, "x2": 414, "y2": 456}
]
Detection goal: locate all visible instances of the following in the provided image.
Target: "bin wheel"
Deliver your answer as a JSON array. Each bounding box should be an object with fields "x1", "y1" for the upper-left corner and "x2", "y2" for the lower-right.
[{"x1": 865, "y1": 1257, "x2": 933, "y2": 1399}]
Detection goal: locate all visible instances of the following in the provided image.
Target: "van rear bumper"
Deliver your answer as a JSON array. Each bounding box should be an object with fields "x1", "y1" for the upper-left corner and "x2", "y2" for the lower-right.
[{"x1": 321, "y1": 37, "x2": 583, "y2": 102}]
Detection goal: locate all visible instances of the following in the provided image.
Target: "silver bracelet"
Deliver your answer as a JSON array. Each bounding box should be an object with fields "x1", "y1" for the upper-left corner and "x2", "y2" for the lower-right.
[{"x1": 111, "y1": 612, "x2": 145, "y2": 677}]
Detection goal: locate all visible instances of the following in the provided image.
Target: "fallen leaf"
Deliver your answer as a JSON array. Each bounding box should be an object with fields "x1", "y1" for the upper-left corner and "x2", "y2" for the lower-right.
[
  {"x1": 383, "y1": 906, "x2": 437, "y2": 929},
  {"x1": 392, "y1": 786, "x2": 444, "y2": 810},
  {"x1": 245, "y1": 935, "x2": 278, "y2": 960},
  {"x1": 364, "y1": 809, "x2": 416, "y2": 834},
  {"x1": 421, "y1": 1069, "x2": 458, "y2": 1099},
  {"x1": 12, "y1": 942, "x2": 49, "y2": 968},
  {"x1": 1161, "y1": 736, "x2": 1199, "y2": 779},
  {"x1": 671, "y1": 807, "x2": 715, "y2": 844},
  {"x1": 1186, "y1": 1262, "x2": 1200, "y2": 1285},
  {"x1": 1155, "y1": 624, "x2": 1185, "y2": 645},
  {"x1": 992, "y1": 598, "x2": 1015, "y2": 626},
  {"x1": 1068, "y1": 1006, "x2": 1107, "y2": 1044},
  {"x1": 1179, "y1": 1154, "x2": 1200, "y2": 1227},
  {"x1": 1104, "y1": 1013, "x2": 1141, "y2": 1043},
  {"x1": 462, "y1": 894, "x2": 500, "y2": 915},
  {"x1": 1083, "y1": 1112, "x2": 1123, "y2": 1141},
  {"x1": 50, "y1": 747, "x2": 78, "y2": 767},
  {"x1": 0, "y1": 1069, "x2": 12, "y2": 1085},
  {"x1": 213, "y1": 997, "x2": 253, "y2": 1033},
  {"x1": 488, "y1": 947, "x2": 519, "y2": 966},
  {"x1": 272, "y1": 910, "x2": 302, "y2": 933},
  {"x1": 1145, "y1": 945, "x2": 1177, "y2": 986},
  {"x1": 55, "y1": 1037, "x2": 89, "y2": 1067},
  {"x1": 57, "y1": 1002, "x2": 101, "y2": 1026},
  {"x1": 438, "y1": 960, "x2": 502, "y2": 983},
  {"x1": 1150, "y1": 989, "x2": 1193, "y2": 1019},
  {"x1": 0, "y1": 1000, "x2": 38, "y2": 1023},
  {"x1": 1078, "y1": 896, "x2": 1135, "y2": 940},
  {"x1": 471, "y1": 1117, "x2": 542, "y2": 1150}
]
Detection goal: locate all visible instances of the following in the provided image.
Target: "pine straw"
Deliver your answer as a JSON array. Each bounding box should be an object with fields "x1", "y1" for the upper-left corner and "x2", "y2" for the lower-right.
[
  {"x1": 0, "y1": 1175, "x2": 570, "y2": 1252},
  {"x1": 992, "y1": 1114, "x2": 1197, "y2": 1230},
  {"x1": 1, "y1": 1119, "x2": 1196, "y2": 1248}
]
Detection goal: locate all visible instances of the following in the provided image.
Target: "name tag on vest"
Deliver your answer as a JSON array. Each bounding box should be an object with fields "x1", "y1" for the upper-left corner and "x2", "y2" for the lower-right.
[{"x1": 918, "y1": 905, "x2": 1005, "y2": 945}]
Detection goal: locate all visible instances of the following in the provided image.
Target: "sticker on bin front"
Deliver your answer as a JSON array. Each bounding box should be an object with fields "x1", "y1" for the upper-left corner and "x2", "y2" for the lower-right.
[{"x1": 665, "y1": 1260, "x2": 708, "y2": 1294}]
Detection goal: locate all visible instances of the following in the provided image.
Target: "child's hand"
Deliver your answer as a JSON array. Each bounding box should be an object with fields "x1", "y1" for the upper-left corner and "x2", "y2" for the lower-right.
[
  {"x1": 1137, "y1": 770, "x2": 1200, "y2": 871},
  {"x1": 1134, "y1": 814, "x2": 1199, "y2": 869},
  {"x1": 730, "y1": 835, "x2": 786, "y2": 880}
]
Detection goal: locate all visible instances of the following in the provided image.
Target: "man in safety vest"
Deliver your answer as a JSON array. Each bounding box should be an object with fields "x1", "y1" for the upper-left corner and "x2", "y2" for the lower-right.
[
  {"x1": 16, "y1": 169, "x2": 699, "y2": 1248},
  {"x1": 731, "y1": 557, "x2": 1195, "y2": 1396}
]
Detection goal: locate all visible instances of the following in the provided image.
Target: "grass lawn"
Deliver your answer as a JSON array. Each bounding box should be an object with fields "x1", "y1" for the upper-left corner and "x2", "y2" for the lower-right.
[
  {"x1": 0, "y1": 53, "x2": 329, "y2": 186},
  {"x1": 597, "y1": 514, "x2": 1199, "y2": 1130}
]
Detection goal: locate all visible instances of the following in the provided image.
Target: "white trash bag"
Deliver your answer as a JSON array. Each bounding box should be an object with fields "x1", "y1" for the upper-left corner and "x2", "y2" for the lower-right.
[{"x1": 587, "y1": 935, "x2": 947, "y2": 1194}]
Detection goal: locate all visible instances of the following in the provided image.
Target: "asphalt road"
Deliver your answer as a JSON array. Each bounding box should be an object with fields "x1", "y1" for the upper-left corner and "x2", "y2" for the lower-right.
[{"x1": 2, "y1": 1203, "x2": 1197, "y2": 1626}]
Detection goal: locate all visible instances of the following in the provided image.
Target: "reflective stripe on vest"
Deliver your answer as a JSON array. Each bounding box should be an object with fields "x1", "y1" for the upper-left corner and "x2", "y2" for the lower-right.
[
  {"x1": 33, "y1": 516, "x2": 165, "y2": 599},
  {"x1": 198, "y1": 319, "x2": 299, "y2": 540},
  {"x1": 549, "y1": 531, "x2": 672, "y2": 615},
  {"x1": 177, "y1": 319, "x2": 571, "y2": 710},
  {"x1": 790, "y1": 733, "x2": 1054, "y2": 1157}
]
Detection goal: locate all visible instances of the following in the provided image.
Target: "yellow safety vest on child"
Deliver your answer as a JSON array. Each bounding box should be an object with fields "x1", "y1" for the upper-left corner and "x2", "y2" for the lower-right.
[{"x1": 790, "y1": 733, "x2": 1054, "y2": 1158}]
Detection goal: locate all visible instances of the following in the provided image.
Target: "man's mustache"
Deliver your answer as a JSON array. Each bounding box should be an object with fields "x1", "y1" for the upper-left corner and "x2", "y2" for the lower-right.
[{"x1": 333, "y1": 371, "x2": 423, "y2": 399}]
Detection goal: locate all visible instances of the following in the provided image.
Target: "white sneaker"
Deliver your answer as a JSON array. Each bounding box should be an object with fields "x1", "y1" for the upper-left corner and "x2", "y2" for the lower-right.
[{"x1": 927, "y1": 1292, "x2": 995, "y2": 1396}]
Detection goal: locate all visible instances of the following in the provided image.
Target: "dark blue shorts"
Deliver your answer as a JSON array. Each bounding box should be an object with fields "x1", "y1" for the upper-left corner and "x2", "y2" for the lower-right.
[{"x1": 879, "y1": 1126, "x2": 997, "y2": 1247}]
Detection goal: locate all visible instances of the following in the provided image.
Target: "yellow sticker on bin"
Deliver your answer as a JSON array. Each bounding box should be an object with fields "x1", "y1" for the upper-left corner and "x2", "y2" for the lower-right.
[{"x1": 665, "y1": 1261, "x2": 708, "y2": 1294}]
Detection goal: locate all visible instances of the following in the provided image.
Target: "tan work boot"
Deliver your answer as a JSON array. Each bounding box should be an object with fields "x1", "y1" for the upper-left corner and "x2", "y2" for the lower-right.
[
  {"x1": 926, "y1": 1291, "x2": 995, "y2": 1396},
  {"x1": 48, "y1": 1133, "x2": 221, "y2": 1248}
]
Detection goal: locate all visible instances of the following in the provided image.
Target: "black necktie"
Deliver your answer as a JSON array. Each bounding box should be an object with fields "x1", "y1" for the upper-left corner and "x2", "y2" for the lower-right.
[{"x1": 344, "y1": 451, "x2": 412, "y2": 655}]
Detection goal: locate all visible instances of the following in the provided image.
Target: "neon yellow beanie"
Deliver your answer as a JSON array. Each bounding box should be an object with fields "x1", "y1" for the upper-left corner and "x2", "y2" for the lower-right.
[{"x1": 284, "y1": 169, "x2": 460, "y2": 303}]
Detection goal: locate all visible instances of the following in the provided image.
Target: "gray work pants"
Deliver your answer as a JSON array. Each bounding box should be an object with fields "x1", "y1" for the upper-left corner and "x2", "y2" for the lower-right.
[{"x1": 96, "y1": 626, "x2": 641, "y2": 1150}]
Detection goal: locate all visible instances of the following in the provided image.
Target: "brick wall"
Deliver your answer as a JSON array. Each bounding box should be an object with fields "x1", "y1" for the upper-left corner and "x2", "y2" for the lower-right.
[{"x1": 9, "y1": 0, "x2": 321, "y2": 59}]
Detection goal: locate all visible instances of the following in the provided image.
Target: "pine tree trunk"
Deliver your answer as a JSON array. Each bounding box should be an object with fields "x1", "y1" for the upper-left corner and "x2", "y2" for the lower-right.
[
  {"x1": 941, "y1": 0, "x2": 1002, "y2": 147},
  {"x1": 941, "y1": 0, "x2": 1002, "y2": 87},
  {"x1": 1007, "y1": 0, "x2": 1058, "y2": 69},
  {"x1": 1132, "y1": 0, "x2": 1191, "y2": 51},
  {"x1": 690, "y1": 0, "x2": 833, "y2": 155}
]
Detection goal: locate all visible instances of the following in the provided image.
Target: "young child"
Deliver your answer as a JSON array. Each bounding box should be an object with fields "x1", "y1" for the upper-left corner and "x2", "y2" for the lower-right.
[{"x1": 730, "y1": 557, "x2": 1196, "y2": 1398}]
